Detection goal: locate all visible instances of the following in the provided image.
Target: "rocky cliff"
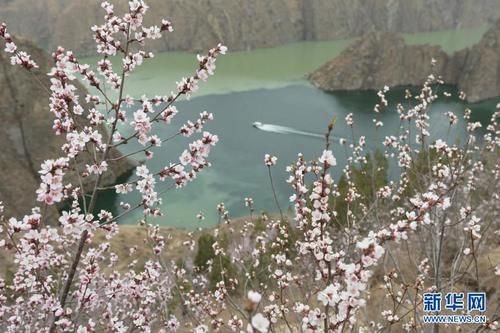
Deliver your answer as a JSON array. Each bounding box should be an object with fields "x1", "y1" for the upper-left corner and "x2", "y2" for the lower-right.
[
  {"x1": 308, "y1": 32, "x2": 451, "y2": 91},
  {"x1": 0, "y1": 38, "x2": 133, "y2": 219},
  {"x1": 308, "y1": 19, "x2": 500, "y2": 103},
  {"x1": 454, "y1": 20, "x2": 500, "y2": 102},
  {"x1": 0, "y1": 0, "x2": 499, "y2": 55}
]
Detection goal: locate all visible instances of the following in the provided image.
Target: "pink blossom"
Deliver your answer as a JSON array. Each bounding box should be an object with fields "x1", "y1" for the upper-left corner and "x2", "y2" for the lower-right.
[
  {"x1": 264, "y1": 154, "x2": 277, "y2": 167},
  {"x1": 318, "y1": 150, "x2": 336, "y2": 166}
]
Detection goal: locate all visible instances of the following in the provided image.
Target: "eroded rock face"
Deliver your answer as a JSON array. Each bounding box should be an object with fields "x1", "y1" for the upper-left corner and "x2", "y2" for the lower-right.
[
  {"x1": 308, "y1": 20, "x2": 500, "y2": 103},
  {"x1": 0, "y1": 0, "x2": 499, "y2": 55},
  {"x1": 0, "y1": 39, "x2": 133, "y2": 219},
  {"x1": 455, "y1": 20, "x2": 500, "y2": 102},
  {"x1": 308, "y1": 32, "x2": 450, "y2": 91}
]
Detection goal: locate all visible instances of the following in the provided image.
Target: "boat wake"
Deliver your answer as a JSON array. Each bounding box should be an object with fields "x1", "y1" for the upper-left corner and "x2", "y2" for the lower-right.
[
  {"x1": 252, "y1": 121, "x2": 353, "y2": 144},
  {"x1": 252, "y1": 121, "x2": 325, "y2": 139}
]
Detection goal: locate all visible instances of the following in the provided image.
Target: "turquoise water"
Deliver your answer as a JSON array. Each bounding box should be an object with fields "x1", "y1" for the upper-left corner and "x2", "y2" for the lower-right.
[
  {"x1": 94, "y1": 85, "x2": 496, "y2": 228},
  {"x1": 84, "y1": 27, "x2": 496, "y2": 228}
]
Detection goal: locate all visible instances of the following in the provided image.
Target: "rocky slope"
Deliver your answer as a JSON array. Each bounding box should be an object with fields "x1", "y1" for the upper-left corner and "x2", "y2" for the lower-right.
[
  {"x1": 308, "y1": 32, "x2": 451, "y2": 91},
  {"x1": 0, "y1": 38, "x2": 133, "y2": 219},
  {"x1": 454, "y1": 20, "x2": 500, "y2": 102},
  {"x1": 308, "y1": 19, "x2": 500, "y2": 103},
  {"x1": 0, "y1": 0, "x2": 499, "y2": 55}
]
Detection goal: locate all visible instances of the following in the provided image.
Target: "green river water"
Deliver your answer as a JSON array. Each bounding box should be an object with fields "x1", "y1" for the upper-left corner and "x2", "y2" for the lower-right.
[{"x1": 83, "y1": 27, "x2": 497, "y2": 228}]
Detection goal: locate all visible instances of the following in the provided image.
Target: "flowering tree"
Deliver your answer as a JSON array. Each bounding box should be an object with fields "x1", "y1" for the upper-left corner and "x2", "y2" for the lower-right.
[
  {"x1": 0, "y1": 1, "x2": 499, "y2": 332},
  {"x1": 0, "y1": 1, "x2": 226, "y2": 331}
]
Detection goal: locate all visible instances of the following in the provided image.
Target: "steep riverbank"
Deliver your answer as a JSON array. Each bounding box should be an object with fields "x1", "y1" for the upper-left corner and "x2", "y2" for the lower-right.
[
  {"x1": 0, "y1": 39, "x2": 134, "y2": 219},
  {"x1": 308, "y1": 19, "x2": 500, "y2": 102}
]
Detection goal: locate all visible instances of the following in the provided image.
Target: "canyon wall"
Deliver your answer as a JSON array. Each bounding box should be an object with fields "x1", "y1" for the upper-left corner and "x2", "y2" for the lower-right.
[{"x1": 0, "y1": 0, "x2": 499, "y2": 55}]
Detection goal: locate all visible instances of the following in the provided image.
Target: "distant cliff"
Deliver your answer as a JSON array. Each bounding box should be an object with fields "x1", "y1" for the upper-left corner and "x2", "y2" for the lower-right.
[
  {"x1": 0, "y1": 0, "x2": 500, "y2": 55},
  {"x1": 453, "y1": 20, "x2": 500, "y2": 102},
  {"x1": 308, "y1": 19, "x2": 500, "y2": 103},
  {"x1": 308, "y1": 32, "x2": 450, "y2": 91},
  {"x1": 0, "y1": 38, "x2": 133, "y2": 219}
]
